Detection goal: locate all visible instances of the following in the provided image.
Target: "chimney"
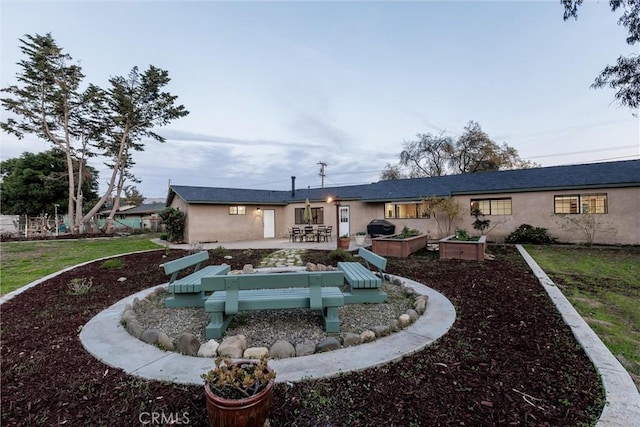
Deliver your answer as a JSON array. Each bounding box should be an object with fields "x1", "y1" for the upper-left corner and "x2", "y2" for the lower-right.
[{"x1": 291, "y1": 176, "x2": 296, "y2": 197}]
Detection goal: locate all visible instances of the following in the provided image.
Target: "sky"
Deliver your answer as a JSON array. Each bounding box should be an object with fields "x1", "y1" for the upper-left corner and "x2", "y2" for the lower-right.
[{"x1": 1, "y1": 0, "x2": 639, "y2": 201}]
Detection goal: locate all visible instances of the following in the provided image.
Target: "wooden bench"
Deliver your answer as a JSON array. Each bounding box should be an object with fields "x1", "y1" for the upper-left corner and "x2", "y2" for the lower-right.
[
  {"x1": 163, "y1": 251, "x2": 231, "y2": 308},
  {"x1": 201, "y1": 271, "x2": 345, "y2": 339},
  {"x1": 337, "y1": 247, "x2": 388, "y2": 304}
]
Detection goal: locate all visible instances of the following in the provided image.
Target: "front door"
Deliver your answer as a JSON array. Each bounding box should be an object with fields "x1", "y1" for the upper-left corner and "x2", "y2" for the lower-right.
[
  {"x1": 338, "y1": 205, "x2": 350, "y2": 237},
  {"x1": 263, "y1": 209, "x2": 275, "y2": 238}
]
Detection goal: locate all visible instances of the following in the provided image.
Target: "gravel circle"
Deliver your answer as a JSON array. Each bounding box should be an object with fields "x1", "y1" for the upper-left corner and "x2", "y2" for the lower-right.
[{"x1": 134, "y1": 281, "x2": 415, "y2": 348}]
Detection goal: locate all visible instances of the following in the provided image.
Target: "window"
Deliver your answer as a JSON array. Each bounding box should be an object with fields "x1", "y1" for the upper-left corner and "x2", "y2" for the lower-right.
[
  {"x1": 294, "y1": 207, "x2": 324, "y2": 224},
  {"x1": 470, "y1": 198, "x2": 512, "y2": 215},
  {"x1": 228, "y1": 206, "x2": 246, "y2": 215},
  {"x1": 384, "y1": 202, "x2": 430, "y2": 219},
  {"x1": 554, "y1": 194, "x2": 607, "y2": 214}
]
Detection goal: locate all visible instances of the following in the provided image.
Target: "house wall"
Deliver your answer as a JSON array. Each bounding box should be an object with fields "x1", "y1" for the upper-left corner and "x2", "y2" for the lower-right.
[{"x1": 451, "y1": 187, "x2": 640, "y2": 245}]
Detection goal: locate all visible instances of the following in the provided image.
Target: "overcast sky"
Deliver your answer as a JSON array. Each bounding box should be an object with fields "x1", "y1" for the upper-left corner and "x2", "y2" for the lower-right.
[{"x1": 1, "y1": 1, "x2": 638, "y2": 200}]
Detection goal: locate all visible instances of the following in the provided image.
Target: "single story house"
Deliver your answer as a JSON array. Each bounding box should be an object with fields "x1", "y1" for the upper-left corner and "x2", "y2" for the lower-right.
[
  {"x1": 165, "y1": 159, "x2": 640, "y2": 245},
  {"x1": 96, "y1": 203, "x2": 166, "y2": 232}
]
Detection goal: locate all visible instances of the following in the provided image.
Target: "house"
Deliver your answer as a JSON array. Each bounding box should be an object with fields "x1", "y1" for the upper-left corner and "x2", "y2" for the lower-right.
[
  {"x1": 95, "y1": 203, "x2": 166, "y2": 232},
  {"x1": 165, "y1": 159, "x2": 640, "y2": 245}
]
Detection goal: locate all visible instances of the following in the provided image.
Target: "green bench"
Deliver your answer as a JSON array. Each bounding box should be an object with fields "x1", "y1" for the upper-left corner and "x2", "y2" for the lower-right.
[
  {"x1": 201, "y1": 271, "x2": 345, "y2": 339},
  {"x1": 163, "y1": 251, "x2": 231, "y2": 308},
  {"x1": 337, "y1": 247, "x2": 388, "y2": 304}
]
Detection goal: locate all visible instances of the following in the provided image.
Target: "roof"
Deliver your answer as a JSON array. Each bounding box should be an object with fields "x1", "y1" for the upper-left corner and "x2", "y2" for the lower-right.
[
  {"x1": 115, "y1": 203, "x2": 166, "y2": 215},
  {"x1": 167, "y1": 159, "x2": 640, "y2": 205}
]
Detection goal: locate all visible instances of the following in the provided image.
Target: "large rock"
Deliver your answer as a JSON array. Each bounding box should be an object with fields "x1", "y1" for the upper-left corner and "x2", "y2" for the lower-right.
[
  {"x1": 121, "y1": 309, "x2": 136, "y2": 323},
  {"x1": 371, "y1": 325, "x2": 389, "y2": 338},
  {"x1": 126, "y1": 318, "x2": 143, "y2": 339},
  {"x1": 406, "y1": 309, "x2": 419, "y2": 322},
  {"x1": 218, "y1": 335, "x2": 247, "y2": 358},
  {"x1": 242, "y1": 264, "x2": 255, "y2": 274},
  {"x1": 295, "y1": 340, "x2": 317, "y2": 357},
  {"x1": 177, "y1": 333, "x2": 201, "y2": 356},
  {"x1": 158, "y1": 332, "x2": 174, "y2": 351},
  {"x1": 360, "y1": 330, "x2": 376, "y2": 343},
  {"x1": 414, "y1": 296, "x2": 428, "y2": 314},
  {"x1": 244, "y1": 347, "x2": 269, "y2": 359},
  {"x1": 270, "y1": 340, "x2": 296, "y2": 359},
  {"x1": 316, "y1": 337, "x2": 341, "y2": 353},
  {"x1": 398, "y1": 314, "x2": 411, "y2": 328},
  {"x1": 140, "y1": 329, "x2": 160, "y2": 345},
  {"x1": 342, "y1": 332, "x2": 361, "y2": 347},
  {"x1": 198, "y1": 339, "x2": 220, "y2": 357}
]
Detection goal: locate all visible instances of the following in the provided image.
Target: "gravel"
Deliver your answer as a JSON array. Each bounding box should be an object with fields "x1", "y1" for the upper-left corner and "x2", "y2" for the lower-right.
[{"x1": 134, "y1": 281, "x2": 415, "y2": 348}]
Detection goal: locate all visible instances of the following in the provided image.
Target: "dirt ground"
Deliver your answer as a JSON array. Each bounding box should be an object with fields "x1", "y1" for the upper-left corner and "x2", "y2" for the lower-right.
[{"x1": 0, "y1": 246, "x2": 604, "y2": 426}]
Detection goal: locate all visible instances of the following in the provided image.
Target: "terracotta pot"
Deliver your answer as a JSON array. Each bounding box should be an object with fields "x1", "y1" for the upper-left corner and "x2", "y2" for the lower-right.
[
  {"x1": 204, "y1": 374, "x2": 273, "y2": 427},
  {"x1": 338, "y1": 237, "x2": 351, "y2": 250}
]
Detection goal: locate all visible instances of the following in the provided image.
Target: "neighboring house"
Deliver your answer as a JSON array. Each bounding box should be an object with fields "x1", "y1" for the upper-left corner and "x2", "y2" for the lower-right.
[
  {"x1": 96, "y1": 203, "x2": 166, "y2": 232},
  {"x1": 166, "y1": 160, "x2": 640, "y2": 245}
]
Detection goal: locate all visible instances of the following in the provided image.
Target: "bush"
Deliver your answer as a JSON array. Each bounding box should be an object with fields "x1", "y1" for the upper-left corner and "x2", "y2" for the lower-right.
[
  {"x1": 100, "y1": 259, "x2": 124, "y2": 269},
  {"x1": 213, "y1": 245, "x2": 228, "y2": 256},
  {"x1": 158, "y1": 207, "x2": 185, "y2": 243},
  {"x1": 328, "y1": 248, "x2": 354, "y2": 263},
  {"x1": 505, "y1": 224, "x2": 557, "y2": 244}
]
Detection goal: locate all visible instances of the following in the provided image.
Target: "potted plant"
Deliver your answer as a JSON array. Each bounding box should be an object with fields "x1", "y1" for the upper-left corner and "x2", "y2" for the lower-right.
[
  {"x1": 338, "y1": 234, "x2": 351, "y2": 249},
  {"x1": 354, "y1": 231, "x2": 366, "y2": 246},
  {"x1": 201, "y1": 356, "x2": 276, "y2": 427}
]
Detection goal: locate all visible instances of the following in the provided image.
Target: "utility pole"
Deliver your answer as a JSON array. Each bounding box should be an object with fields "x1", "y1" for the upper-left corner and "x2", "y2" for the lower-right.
[{"x1": 318, "y1": 161, "x2": 327, "y2": 188}]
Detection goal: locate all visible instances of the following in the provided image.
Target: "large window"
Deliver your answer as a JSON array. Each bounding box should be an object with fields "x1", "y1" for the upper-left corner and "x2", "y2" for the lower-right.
[
  {"x1": 294, "y1": 207, "x2": 324, "y2": 224},
  {"x1": 228, "y1": 206, "x2": 246, "y2": 215},
  {"x1": 554, "y1": 194, "x2": 607, "y2": 214},
  {"x1": 385, "y1": 201, "x2": 430, "y2": 219},
  {"x1": 470, "y1": 198, "x2": 512, "y2": 215}
]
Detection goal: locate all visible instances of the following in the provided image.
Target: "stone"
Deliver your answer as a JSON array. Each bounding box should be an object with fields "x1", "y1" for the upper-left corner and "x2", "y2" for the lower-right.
[
  {"x1": 270, "y1": 340, "x2": 296, "y2": 359},
  {"x1": 360, "y1": 330, "x2": 376, "y2": 343},
  {"x1": 406, "y1": 309, "x2": 419, "y2": 322},
  {"x1": 223, "y1": 255, "x2": 233, "y2": 259},
  {"x1": 372, "y1": 325, "x2": 388, "y2": 338},
  {"x1": 316, "y1": 337, "x2": 341, "y2": 353},
  {"x1": 306, "y1": 262, "x2": 317, "y2": 271},
  {"x1": 157, "y1": 332, "x2": 174, "y2": 350},
  {"x1": 218, "y1": 335, "x2": 247, "y2": 358},
  {"x1": 342, "y1": 332, "x2": 361, "y2": 347},
  {"x1": 414, "y1": 296, "x2": 428, "y2": 314},
  {"x1": 402, "y1": 285, "x2": 416, "y2": 296},
  {"x1": 154, "y1": 287, "x2": 168, "y2": 296},
  {"x1": 140, "y1": 329, "x2": 160, "y2": 345},
  {"x1": 198, "y1": 339, "x2": 220, "y2": 357},
  {"x1": 242, "y1": 264, "x2": 255, "y2": 274},
  {"x1": 295, "y1": 340, "x2": 317, "y2": 357},
  {"x1": 126, "y1": 318, "x2": 143, "y2": 338},
  {"x1": 117, "y1": 277, "x2": 127, "y2": 282},
  {"x1": 398, "y1": 314, "x2": 411, "y2": 328},
  {"x1": 244, "y1": 347, "x2": 269, "y2": 359},
  {"x1": 315, "y1": 263, "x2": 327, "y2": 271},
  {"x1": 123, "y1": 303, "x2": 132, "y2": 313},
  {"x1": 388, "y1": 319, "x2": 400, "y2": 332},
  {"x1": 121, "y1": 309, "x2": 136, "y2": 323},
  {"x1": 177, "y1": 333, "x2": 201, "y2": 356}
]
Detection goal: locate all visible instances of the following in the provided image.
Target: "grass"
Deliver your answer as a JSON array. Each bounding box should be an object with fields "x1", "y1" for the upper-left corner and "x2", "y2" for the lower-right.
[
  {"x1": 0, "y1": 234, "x2": 162, "y2": 295},
  {"x1": 525, "y1": 244, "x2": 640, "y2": 388}
]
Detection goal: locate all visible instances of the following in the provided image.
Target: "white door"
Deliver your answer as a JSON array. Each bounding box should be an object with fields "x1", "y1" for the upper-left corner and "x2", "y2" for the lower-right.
[
  {"x1": 338, "y1": 205, "x2": 350, "y2": 237},
  {"x1": 263, "y1": 209, "x2": 275, "y2": 238}
]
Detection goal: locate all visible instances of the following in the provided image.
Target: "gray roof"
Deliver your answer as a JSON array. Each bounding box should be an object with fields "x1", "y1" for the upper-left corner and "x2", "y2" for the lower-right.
[{"x1": 168, "y1": 159, "x2": 640, "y2": 205}]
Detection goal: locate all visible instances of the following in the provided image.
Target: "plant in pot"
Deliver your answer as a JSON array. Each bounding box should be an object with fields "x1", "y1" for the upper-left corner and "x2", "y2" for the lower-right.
[
  {"x1": 354, "y1": 231, "x2": 366, "y2": 246},
  {"x1": 338, "y1": 234, "x2": 351, "y2": 249},
  {"x1": 201, "y1": 356, "x2": 276, "y2": 427}
]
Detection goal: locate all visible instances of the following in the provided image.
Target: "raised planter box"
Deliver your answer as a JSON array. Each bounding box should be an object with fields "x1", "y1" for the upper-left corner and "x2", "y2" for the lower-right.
[
  {"x1": 371, "y1": 234, "x2": 429, "y2": 258},
  {"x1": 438, "y1": 235, "x2": 487, "y2": 261}
]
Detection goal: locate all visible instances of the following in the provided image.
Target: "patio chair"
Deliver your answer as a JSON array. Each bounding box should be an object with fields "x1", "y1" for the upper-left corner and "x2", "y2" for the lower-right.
[
  {"x1": 323, "y1": 226, "x2": 333, "y2": 242},
  {"x1": 291, "y1": 227, "x2": 303, "y2": 242},
  {"x1": 317, "y1": 225, "x2": 327, "y2": 242}
]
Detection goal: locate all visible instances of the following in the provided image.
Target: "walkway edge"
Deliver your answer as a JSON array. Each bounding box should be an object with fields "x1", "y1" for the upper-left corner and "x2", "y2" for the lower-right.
[
  {"x1": 79, "y1": 274, "x2": 456, "y2": 385},
  {"x1": 516, "y1": 245, "x2": 640, "y2": 427}
]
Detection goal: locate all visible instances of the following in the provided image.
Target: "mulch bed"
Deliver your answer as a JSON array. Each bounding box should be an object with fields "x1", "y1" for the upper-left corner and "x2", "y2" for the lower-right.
[{"x1": 0, "y1": 246, "x2": 604, "y2": 426}]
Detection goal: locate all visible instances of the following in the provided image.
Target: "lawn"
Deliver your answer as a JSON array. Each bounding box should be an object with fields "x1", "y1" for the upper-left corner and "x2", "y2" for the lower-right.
[
  {"x1": 0, "y1": 234, "x2": 162, "y2": 295},
  {"x1": 525, "y1": 244, "x2": 640, "y2": 389}
]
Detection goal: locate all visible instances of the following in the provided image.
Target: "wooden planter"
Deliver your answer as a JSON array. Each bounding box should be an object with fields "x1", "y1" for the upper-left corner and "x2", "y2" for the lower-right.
[
  {"x1": 438, "y1": 235, "x2": 487, "y2": 261},
  {"x1": 371, "y1": 234, "x2": 429, "y2": 258}
]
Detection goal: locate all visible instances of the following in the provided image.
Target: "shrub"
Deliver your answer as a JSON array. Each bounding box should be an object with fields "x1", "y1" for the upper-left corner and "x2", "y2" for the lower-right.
[
  {"x1": 67, "y1": 277, "x2": 93, "y2": 295},
  {"x1": 505, "y1": 224, "x2": 557, "y2": 244},
  {"x1": 100, "y1": 259, "x2": 124, "y2": 269},
  {"x1": 213, "y1": 245, "x2": 228, "y2": 256},
  {"x1": 158, "y1": 207, "x2": 185, "y2": 243},
  {"x1": 328, "y1": 248, "x2": 354, "y2": 263}
]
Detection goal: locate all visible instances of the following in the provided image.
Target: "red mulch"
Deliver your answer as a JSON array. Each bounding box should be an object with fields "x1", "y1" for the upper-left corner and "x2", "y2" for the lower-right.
[{"x1": 0, "y1": 246, "x2": 604, "y2": 426}]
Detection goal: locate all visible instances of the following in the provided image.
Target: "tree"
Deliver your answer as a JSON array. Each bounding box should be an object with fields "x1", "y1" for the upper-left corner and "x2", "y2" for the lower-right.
[
  {"x1": 0, "y1": 149, "x2": 98, "y2": 216},
  {"x1": 158, "y1": 207, "x2": 185, "y2": 243},
  {"x1": 381, "y1": 121, "x2": 538, "y2": 179},
  {"x1": 424, "y1": 196, "x2": 463, "y2": 237},
  {"x1": 563, "y1": 0, "x2": 640, "y2": 110},
  {"x1": 122, "y1": 185, "x2": 144, "y2": 206},
  {"x1": 556, "y1": 213, "x2": 618, "y2": 246},
  {"x1": 1, "y1": 33, "x2": 189, "y2": 233}
]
